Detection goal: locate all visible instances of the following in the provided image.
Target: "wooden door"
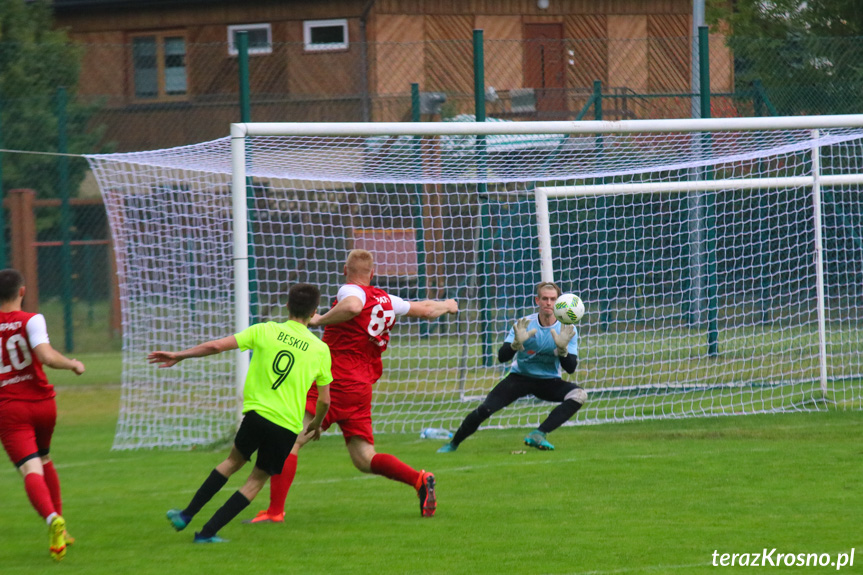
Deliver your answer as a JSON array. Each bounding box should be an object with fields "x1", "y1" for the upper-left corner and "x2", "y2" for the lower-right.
[{"x1": 524, "y1": 23, "x2": 567, "y2": 119}]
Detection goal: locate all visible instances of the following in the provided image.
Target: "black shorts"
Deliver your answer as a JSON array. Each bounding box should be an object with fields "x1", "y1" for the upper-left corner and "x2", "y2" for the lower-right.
[
  {"x1": 233, "y1": 410, "x2": 298, "y2": 476},
  {"x1": 482, "y1": 372, "x2": 581, "y2": 414}
]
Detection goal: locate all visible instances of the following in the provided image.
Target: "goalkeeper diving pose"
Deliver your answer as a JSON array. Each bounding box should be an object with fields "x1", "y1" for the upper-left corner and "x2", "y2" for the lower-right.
[{"x1": 438, "y1": 281, "x2": 585, "y2": 453}]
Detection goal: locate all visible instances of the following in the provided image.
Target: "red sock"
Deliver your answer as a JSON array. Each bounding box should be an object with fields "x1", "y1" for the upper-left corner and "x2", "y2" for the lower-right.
[
  {"x1": 370, "y1": 453, "x2": 421, "y2": 488},
  {"x1": 24, "y1": 473, "x2": 56, "y2": 519},
  {"x1": 43, "y1": 461, "x2": 63, "y2": 515},
  {"x1": 268, "y1": 453, "x2": 297, "y2": 516}
]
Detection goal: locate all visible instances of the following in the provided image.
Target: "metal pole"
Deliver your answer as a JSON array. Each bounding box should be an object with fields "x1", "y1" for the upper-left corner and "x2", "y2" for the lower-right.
[
  {"x1": 231, "y1": 124, "x2": 250, "y2": 404},
  {"x1": 536, "y1": 187, "x2": 554, "y2": 282},
  {"x1": 810, "y1": 129, "x2": 829, "y2": 396},
  {"x1": 359, "y1": 0, "x2": 375, "y2": 122},
  {"x1": 237, "y1": 31, "x2": 258, "y2": 325},
  {"x1": 237, "y1": 31, "x2": 251, "y2": 123},
  {"x1": 699, "y1": 26, "x2": 711, "y2": 123},
  {"x1": 474, "y1": 29, "x2": 493, "y2": 366},
  {"x1": 700, "y1": 26, "x2": 718, "y2": 356},
  {"x1": 690, "y1": 0, "x2": 705, "y2": 119},
  {"x1": 411, "y1": 83, "x2": 428, "y2": 335},
  {"x1": 234, "y1": 33, "x2": 253, "y2": 410},
  {"x1": 593, "y1": 79, "x2": 610, "y2": 328},
  {"x1": 57, "y1": 87, "x2": 74, "y2": 352}
]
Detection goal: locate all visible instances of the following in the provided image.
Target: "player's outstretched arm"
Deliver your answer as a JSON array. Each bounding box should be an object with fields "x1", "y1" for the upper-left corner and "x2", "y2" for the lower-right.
[
  {"x1": 33, "y1": 344, "x2": 85, "y2": 375},
  {"x1": 510, "y1": 318, "x2": 537, "y2": 351},
  {"x1": 148, "y1": 335, "x2": 238, "y2": 368},
  {"x1": 309, "y1": 296, "x2": 363, "y2": 327},
  {"x1": 406, "y1": 298, "x2": 458, "y2": 319}
]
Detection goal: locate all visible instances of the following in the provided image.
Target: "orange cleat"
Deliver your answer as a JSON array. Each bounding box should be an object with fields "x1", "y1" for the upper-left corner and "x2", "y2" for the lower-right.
[
  {"x1": 242, "y1": 510, "x2": 285, "y2": 524},
  {"x1": 416, "y1": 471, "x2": 436, "y2": 518}
]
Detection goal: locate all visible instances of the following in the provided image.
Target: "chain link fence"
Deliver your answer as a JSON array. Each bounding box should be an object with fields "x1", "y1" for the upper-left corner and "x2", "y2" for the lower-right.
[{"x1": 1, "y1": 34, "x2": 862, "y2": 352}]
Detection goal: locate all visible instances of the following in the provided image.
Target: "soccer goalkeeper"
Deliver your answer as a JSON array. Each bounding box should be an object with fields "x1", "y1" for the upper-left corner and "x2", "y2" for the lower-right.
[{"x1": 438, "y1": 281, "x2": 586, "y2": 452}]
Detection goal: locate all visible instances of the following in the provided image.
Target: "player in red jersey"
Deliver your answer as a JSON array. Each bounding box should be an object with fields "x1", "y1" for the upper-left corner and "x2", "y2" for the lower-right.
[
  {"x1": 246, "y1": 249, "x2": 457, "y2": 523},
  {"x1": 0, "y1": 269, "x2": 85, "y2": 561}
]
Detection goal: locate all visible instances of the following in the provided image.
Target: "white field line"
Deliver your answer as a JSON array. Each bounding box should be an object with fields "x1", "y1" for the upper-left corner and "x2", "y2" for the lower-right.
[{"x1": 560, "y1": 563, "x2": 710, "y2": 575}]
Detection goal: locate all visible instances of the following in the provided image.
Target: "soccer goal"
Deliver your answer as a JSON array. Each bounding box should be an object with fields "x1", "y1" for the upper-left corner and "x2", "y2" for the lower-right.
[{"x1": 88, "y1": 115, "x2": 863, "y2": 449}]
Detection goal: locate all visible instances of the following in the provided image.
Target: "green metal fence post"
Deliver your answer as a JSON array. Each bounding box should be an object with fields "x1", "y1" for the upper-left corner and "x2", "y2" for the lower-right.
[
  {"x1": 411, "y1": 83, "x2": 429, "y2": 336},
  {"x1": 593, "y1": 80, "x2": 603, "y2": 121},
  {"x1": 238, "y1": 31, "x2": 251, "y2": 123},
  {"x1": 592, "y1": 80, "x2": 612, "y2": 329},
  {"x1": 237, "y1": 31, "x2": 258, "y2": 323},
  {"x1": 700, "y1": 26, "x2": 718, "y2": 357},
  {"x1": 57, "y1": 86, "x2": 74, "y2": 352},
  {"x1": 474, "y1": 29, "x2": 494, "y2": 366},
  {"x1": 752, "y1": 79, "x2": 778, "y2": 117}
]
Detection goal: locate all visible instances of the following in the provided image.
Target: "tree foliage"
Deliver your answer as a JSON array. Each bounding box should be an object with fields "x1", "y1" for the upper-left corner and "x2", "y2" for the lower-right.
[
  {"x1": 0, "y1": 0, "x2": 104, "y2": 199},
  {"x1": 708, "y1": 0, "x2": 863, "y2": 115}
]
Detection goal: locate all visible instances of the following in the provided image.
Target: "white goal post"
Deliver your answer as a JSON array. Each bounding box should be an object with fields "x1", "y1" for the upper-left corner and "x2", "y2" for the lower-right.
[
  {"x1": 90, "y1": 114, "x2": 863, "y2": 449},
  {"x1": 535, "y1": 133, "x2": 849, "y2": 397}
]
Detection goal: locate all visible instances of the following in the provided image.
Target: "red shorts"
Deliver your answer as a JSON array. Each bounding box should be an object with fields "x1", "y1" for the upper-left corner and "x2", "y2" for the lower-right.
[
  {"x1": 306, "y1": 382, "x2": 374, "y2": 445},
  {"x1": 0, "y1": 398, "x2": 57, "y2": 467}
]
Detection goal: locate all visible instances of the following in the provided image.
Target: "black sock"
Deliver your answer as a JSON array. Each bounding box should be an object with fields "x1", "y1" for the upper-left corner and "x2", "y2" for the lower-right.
[
  {"x1": 183, "y1": 469, "x2": 229, "y2": 519},
  {"x1": 538, "y1": 399, "x2": 582, "y2": 434},
  {"x1": 198, "y1": 491, "x2": 251, "y2": 539},
  {"x1": 452, "y1": 406, "x2": 492, "y2": 446}
]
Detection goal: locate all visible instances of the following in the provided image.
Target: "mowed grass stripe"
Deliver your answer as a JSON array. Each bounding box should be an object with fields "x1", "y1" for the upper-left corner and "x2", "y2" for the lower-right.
[{"x1": 0, "y1": 383, "x2": 860, "y2": 575}]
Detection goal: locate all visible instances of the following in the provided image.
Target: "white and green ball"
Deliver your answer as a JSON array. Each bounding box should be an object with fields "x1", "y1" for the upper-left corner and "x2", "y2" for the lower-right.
[{"x1": 553, "y1": 293, "x2": 585, "y2": 325}]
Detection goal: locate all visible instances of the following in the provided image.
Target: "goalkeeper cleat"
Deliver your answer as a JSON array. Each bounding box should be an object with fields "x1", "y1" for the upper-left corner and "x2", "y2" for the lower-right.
[
  {"x1": 166, "y1": 508, "x2": 190, "y2": 531},
  {"x1": 49, "y1": 515, "x2": 66, "y2": 562},
  {"x1": 242, "y1": 510, "x2": 285, "y2": 524},
  {"x1": 416, "y1": 471, "x2": 437, "y2": 517},
  {"x1": 524, "y1": 430, "x2": 555, "y2": 451},
  {"x1": 436, "y1": 442, "x2": 457, "y2": 453},
  {"x1": 193, "y1": 532, "x2": 228, "y2": 544}
]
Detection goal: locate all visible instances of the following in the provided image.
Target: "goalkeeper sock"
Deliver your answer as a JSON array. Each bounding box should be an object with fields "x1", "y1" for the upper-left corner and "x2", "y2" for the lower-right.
[
  {"x1": 538, "y1": 399, "x2": 582, "y2": 434},
  {"x1": 451, "y1": 405, "x2": 492, "y2": 446},
  {"x1": 267, "y1": 453, "x2": 297, "y2": 515},
  {"x1": 370, "y1": 453, "x2": 420, "y2": 487},
  {"x1": 183, "y1": 469, "x2": 229, "y2": 519},
  {"x1": 198, "y1": 491, "x2": 250, "y2": 539}
]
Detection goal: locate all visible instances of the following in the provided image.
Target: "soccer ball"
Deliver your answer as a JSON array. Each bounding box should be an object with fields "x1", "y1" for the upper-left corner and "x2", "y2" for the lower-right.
[{"x1": 554, "y1": 293, "x2": 585, "y2": 325}]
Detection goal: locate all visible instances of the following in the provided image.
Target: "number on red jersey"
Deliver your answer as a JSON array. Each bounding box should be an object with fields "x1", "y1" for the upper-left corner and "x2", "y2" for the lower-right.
[
  {"x1": 367, "y1": 304, "x2": 396, "y2": 338},
  {"x1": 0, "y1": 333, "x2": 33, "y2": 373}
]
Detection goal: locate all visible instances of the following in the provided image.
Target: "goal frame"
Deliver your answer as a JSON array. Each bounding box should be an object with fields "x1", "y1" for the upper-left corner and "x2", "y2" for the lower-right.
[{"x1": 230, "y1": 114, "x2": 863, "y2": 402}]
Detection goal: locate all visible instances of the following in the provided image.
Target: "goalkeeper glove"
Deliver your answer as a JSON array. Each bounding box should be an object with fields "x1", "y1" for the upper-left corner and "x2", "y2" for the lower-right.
[
  {"x1": 511, "y1": 318, "x2": 537, "y2": 351},
  {"x1": 551, "y1": 324, "x2": 575, "y2": 357}
]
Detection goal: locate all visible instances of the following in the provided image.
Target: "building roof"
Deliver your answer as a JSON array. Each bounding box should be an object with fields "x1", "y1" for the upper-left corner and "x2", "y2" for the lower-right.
[{"x1": 53, "y1": 0, "x2": 248, "y2": 11}]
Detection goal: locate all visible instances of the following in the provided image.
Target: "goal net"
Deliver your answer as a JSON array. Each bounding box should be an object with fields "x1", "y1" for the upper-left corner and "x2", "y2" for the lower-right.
[{"x1": 88, "y1": 116, "x2": 863, "y2": 450}]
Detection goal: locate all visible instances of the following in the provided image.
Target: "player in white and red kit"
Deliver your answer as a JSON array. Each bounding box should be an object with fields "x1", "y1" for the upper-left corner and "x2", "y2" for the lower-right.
[
  {"x1": 0, "y1": 269, "x2": 85, "y2": 561},
  {"x1": 246, "y1": 249, "x2": 457, "y2": 522}
]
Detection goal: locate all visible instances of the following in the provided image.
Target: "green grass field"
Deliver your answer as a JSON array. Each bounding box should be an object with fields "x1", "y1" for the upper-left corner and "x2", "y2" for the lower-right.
[{"x1": 1, "y1": 369, "x2": 861, "y2": 575}]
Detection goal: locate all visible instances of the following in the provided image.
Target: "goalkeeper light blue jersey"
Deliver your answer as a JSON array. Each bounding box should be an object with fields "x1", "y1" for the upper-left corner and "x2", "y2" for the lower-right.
[{"x1": 504, "y1": 313, "x2": 579, "y2": 379}]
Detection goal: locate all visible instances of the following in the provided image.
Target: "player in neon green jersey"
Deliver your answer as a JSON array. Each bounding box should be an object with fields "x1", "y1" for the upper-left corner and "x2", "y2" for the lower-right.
[{"x1": 148, "y1": 283, "x2": 332, "y2": 543}]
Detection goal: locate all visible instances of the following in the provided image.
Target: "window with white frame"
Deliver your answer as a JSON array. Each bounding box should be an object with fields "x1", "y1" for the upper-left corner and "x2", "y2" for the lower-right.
[
  {"x1": 228, "y1": 23, "x2": 272, "y2": 56},
  {"x1": 303, "y1": 19, "x2": 348, "y2": 52}
]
